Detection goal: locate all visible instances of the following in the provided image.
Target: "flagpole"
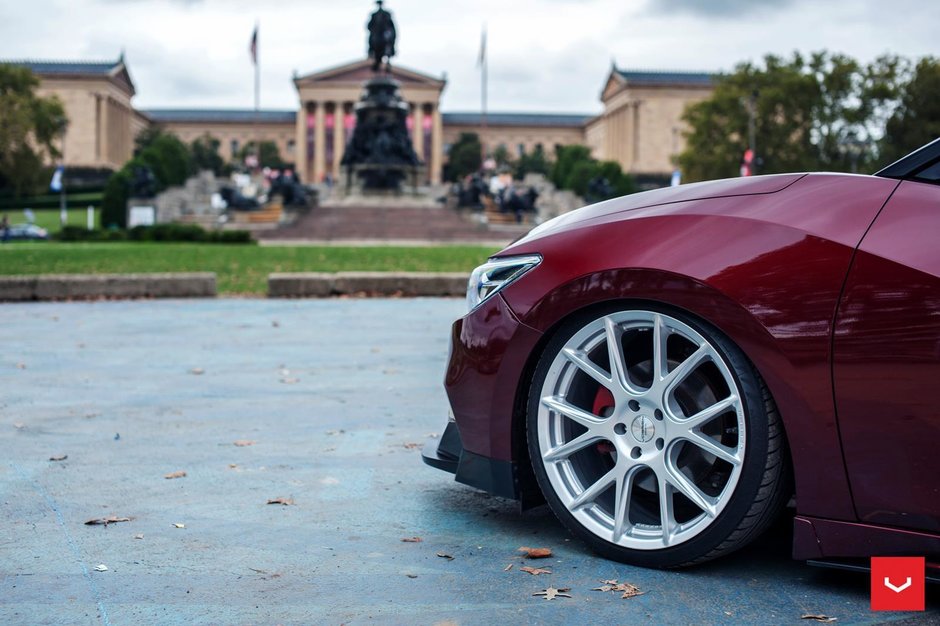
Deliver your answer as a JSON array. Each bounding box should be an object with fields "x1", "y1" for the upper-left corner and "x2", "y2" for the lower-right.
[
  {"x1": 480, "y1": 25, "x2": 487, "y2": 166},
  {"x1": 253, "y1": 21, "x2": 260, "y2": 167}
]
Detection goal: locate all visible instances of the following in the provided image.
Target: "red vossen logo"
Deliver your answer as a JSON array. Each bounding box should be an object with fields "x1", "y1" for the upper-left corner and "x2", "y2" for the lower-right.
[{"x1": 870, "y1": 556, "x2": 925, "y2": 611}]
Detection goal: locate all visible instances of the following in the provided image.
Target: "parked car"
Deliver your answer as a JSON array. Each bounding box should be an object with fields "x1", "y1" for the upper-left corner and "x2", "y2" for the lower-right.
[
  {"x1": 424, "y1": 138, "x2": 940, "y2": 573},
  {"x1": 4, "y1": 223, "x2": 49, "y2": 240}
]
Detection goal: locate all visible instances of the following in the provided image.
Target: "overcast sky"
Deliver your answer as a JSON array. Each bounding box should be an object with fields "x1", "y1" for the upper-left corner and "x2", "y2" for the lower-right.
[{"x1": 1, "y1": 0, "x2": 938, "y2": 114}]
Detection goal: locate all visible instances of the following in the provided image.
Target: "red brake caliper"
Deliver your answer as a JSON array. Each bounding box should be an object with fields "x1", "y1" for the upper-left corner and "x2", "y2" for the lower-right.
[{"x1": 593, "y1": 387, "x2": 616, "y2": 454}]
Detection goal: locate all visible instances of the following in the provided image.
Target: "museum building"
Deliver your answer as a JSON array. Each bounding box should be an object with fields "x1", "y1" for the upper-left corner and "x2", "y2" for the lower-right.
[{"x1": 7, "y1": 56, "x2": 714, "y2": 184}]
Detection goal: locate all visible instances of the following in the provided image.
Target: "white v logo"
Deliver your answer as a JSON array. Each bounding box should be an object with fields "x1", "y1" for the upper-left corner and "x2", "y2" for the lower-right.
[{"x1": 884, "y1": 577, "x2": 912, "y2": 593}]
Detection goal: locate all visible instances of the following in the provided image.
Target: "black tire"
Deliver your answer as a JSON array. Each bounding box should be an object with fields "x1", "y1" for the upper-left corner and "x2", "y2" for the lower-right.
[{"x1": 526, "y1": 303, "x2": 791, "y2": 568}]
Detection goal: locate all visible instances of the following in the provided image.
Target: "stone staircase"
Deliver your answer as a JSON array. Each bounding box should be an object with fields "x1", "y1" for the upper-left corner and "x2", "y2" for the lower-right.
[{"x1": 257, "y1": 204, "x2": 529, "y2": 244}]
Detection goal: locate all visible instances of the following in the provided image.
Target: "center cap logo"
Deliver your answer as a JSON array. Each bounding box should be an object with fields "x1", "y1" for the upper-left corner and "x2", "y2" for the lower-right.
[{"x1": 631, "y1": 416, "x2": 655, "y2": 443}]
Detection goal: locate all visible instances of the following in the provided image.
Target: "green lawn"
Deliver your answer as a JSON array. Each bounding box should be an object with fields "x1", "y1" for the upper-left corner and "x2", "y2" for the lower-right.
[
  {"x1": 4, "y1": 208, "x2": 102, "y2": 232},
  {"x1": 0, "y1": 243, "x2": 499, "y2": 295}
]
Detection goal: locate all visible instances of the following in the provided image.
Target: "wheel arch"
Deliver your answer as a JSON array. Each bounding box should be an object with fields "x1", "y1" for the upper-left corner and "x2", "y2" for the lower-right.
[{"x1": 505, "y1": 268, "x2": 839, "y2": 519}]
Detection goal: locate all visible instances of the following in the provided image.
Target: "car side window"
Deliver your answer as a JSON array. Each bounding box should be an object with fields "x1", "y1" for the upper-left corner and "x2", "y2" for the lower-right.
[{"x1": 913, "y1": 159, "x2": 940, "y2": 183}]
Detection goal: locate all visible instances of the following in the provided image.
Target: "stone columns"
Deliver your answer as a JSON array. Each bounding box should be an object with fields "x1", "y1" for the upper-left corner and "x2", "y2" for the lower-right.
[
  {"x1": 333, "y1": 101, "x2": 345, "y2": 179},
  {"x1": 313, "y1": 101, "x2": 326, "y2": 183},
  {"x1": 412, "y1": 103, "x2": 425, "y2": 161},
  {"x1": 295, "y1": 100, "x2": 308, "y2": 182},
  {"x1": 431, "y1": 104, "x2": 443, "y2": 185}
]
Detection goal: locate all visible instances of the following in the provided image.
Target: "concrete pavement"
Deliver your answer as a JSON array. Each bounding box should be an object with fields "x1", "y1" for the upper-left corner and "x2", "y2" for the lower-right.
[{"x1": 1, "y1": 299, "x2": 937, "y2": 625}]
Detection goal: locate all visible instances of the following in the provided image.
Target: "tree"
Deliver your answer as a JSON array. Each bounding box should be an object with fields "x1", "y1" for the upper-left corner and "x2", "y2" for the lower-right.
[
  {"x1": 447, "y1": 132, "x2": 482, "y2": 179},
  {"x1": 549, "y1": 144, "x2": 634, "y2": 199},
  {"x1": 239, "y1": 140, "x2": 286, "y2": 169},
  {"x1": 191, "y1": 134, "x2": 225, "y2": 175},
  {"x1": 0, "y1": 64, "x2": 66, "y2": 196},
  {"x1": 678, "y1": 51, "x2": 901, "y2": 182},
  {"x1": 551, "y1": 144, "x2": 593, "y2": 188},
  {"x1": 514, "y1": 143, "x2": 551, "y2": 179},
  {"x1": 101, "y1": 128, "x2": 193, "y2": 228},
  {"x1": 881, "y1": 57, "x2": 940, "y2": 165},
  {"x1": 490, "y1": 143, "x2": 513, "y2": 168}
]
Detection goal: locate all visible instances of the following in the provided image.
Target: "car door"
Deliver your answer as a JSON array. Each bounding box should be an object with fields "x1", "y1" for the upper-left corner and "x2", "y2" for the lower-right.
[{"x1": 833, "y1": 178, "x2": 940, "y2": 533}]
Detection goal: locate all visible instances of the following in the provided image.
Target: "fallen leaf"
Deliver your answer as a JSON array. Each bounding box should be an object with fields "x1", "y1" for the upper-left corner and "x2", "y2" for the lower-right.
[
  {"x1": 189, "y1": 367, "x2": 205, "y2": 375},
  {"x1": 49, "y1": 454, "x2": 68, "y2": 461},
  {"x1": 228, "y1": 463, "x2": 238, "y2": 469},
  {"x1": 164, "y1": 470, "x2": 187, "y2": 479},
  {"x1": 280, "y1": 377, "x2": 300, "y2": 384},
  {"x1": 134, "y1": 534, "x2": 144, "y2": 540},
  {"x1": 93, "y1": 564, "x2": 108, "y2": 572},
  {"x1": 267, "y1": 497, "x2": 295, "y2": 506},
  {"x1": 233, "y1": 440, "x2": 256, "y2": 447},
  {"x1": 173, "y1": 523, "x2": 186, "y2": 528},
  {"x1": 436, "y1": 551, "x2": 455, "y2": 560},
  {"x1": 533, "y1": 587, "x2": 571, "y2": 601},
  {"x1": 85, "y1": 516, "x2": 132, "y2": 526},
  {"x1": 520, "y1": 566, "x2": 552, "y2": 575},
  {"x1": 593, "y1": 580, "x2": 644, "y2": 599},
  {"x1": 504, "y1": 564, "x2": 513, "y2": 572},
  {"x1": 518, "y1": 546, "x2": 552, "y2": 559},
  {"x1": 801, "y1": 616, "x2": 837, "y2": 623},
  {"x1": 401, "y1": 536, "x2": 423, "y2": 543},
  {"x1": 402, "y1": 442, "x2": 421, "y2": 449}
]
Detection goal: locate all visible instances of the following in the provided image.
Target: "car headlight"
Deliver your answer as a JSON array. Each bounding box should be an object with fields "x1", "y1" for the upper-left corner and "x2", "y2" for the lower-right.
[{"x1": 466, "y1": 254, "x2": 541, "y2": 311}]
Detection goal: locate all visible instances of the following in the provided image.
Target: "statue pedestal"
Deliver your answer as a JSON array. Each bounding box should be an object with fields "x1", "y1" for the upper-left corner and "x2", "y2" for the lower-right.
[{"x1": 341, "y1": 76, "x2": 421, "y2": 194}]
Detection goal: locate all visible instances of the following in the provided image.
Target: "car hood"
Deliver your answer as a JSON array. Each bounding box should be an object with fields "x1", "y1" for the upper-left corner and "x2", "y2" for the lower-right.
[{"x1": 509, "y1": 173, "x2": 806, "y2": 248}]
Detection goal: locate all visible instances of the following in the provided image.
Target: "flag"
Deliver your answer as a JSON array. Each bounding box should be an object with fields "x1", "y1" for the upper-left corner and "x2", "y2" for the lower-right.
[
  {"x1": 249, "y1": 25, "x2": 258, "y2": 65},
  {"x1": 49, "y1": 165, "x2": 63, "y2": 192},
  {"x1": 477, "y1": 26, "x2": 486, "y2": 68}
]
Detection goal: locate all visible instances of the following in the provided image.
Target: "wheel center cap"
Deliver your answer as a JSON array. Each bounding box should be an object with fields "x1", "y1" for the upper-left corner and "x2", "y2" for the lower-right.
[{"x1": 630, "y1": 415, "x2": 655, "y2": 443}]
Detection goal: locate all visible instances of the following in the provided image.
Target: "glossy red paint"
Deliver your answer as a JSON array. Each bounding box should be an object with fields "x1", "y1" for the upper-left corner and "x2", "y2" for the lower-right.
[
  {"x1": 834, "y1": 179, "x2": 940, "y2": 533},
  {"x1": 444, "y1": 293, "x2": 541, "y2": 461},
  {"x1": 794, "y1": 516, "x2": 940, "y2": 561},
  {"x1": 498, "y1": 174, "x2": 898, "y2": 523},
  {"x1": 442, "y1": 171, "x2": 940, "y2": 562}
]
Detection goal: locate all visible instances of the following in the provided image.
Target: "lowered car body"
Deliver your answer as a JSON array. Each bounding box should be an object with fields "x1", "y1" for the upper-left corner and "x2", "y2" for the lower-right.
[{"x1": 424, "y1": 139, "x2": 940, "y2": 569}]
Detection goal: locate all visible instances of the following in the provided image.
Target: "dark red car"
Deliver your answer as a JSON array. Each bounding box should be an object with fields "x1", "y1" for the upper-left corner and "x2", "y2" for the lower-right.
[{"x1": 424, "y1": 139, "x2": 940, "y2": 572}]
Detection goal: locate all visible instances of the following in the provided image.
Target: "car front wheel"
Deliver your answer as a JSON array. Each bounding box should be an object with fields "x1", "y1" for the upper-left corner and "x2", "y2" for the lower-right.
[{"x1": 527, "y1": 305, "x2": 789, "y2": 568}]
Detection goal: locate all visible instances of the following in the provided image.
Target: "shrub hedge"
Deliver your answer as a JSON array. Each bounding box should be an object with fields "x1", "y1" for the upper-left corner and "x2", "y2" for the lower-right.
[{"x1": 56, "y1": 224, "x2": 253, "y2": 244}]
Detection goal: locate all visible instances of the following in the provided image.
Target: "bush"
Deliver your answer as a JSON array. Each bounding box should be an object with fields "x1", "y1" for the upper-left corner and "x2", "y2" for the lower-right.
[
  {"x1": 57, "y1": 226, "x2": 126, "y2": 242},
  {"x1": 101, "y1": 167, "x2": 132, "y2": 228},
  {"x1": 55, "y1": 224, "x2": 253, "y2": 244}
]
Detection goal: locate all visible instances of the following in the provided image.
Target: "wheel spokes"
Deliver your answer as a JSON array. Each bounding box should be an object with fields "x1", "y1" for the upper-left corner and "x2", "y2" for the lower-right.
[
  {"x1": 562, "y1": 347, "x2": 612, "y2": 387},
  {"x1": 604, "y1": 317, "x2": 632, "y2": 393},
  {"x1": 678, "y1": 395, "x2": 738, "y2": 431},
  {"x1": 611, "y1": 465, "x2": 640, "y2": 542},
  {"x1": 663, "y1": 464, "x2": 718, "y2": 518},
  {"x1": 682, "y1": 431, "x2": 743, "y2": 467},
  {"x1": 663, "y1": 343, "x2": 709, "y2": 391},
  {"x1": 542, "y1": 430, "x2": 604, "y2": 463},
  {"x1": 539, "y1": 310, "x2": 748, "y2": 552},
  {"x1": 571, "y1": 466, "x2": 618, "y2": 510},
  {"x1": 542, "y1": 396, "x2": 606, "y2": 429},
  {"x1": 652, "y1": 313, "x2": 670, "y2": 383},
  {"x1": 657, "y1": 474, "x2": 676, "y2": 546}
]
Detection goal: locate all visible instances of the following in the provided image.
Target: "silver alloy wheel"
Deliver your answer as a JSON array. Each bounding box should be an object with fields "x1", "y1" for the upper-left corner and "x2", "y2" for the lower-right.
[{"x1": 536, "y1": 310, "x2": 746, "y2": 550}]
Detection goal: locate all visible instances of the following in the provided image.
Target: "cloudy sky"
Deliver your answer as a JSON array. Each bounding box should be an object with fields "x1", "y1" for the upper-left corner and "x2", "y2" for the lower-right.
[{"x1": 1, "y1": 0, "x2": 938, "y2": 114}]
